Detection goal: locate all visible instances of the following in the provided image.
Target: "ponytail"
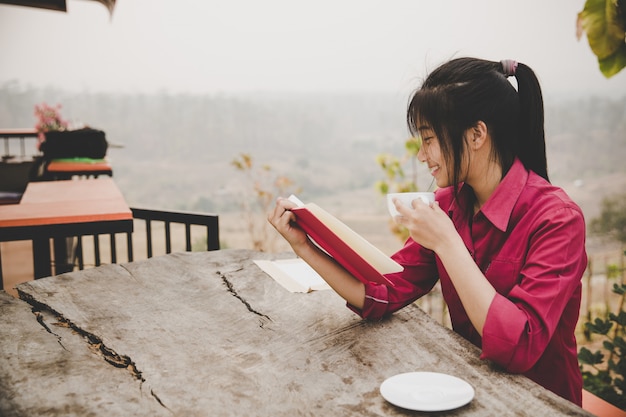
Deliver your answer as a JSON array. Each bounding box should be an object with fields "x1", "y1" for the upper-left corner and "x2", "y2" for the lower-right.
[{"x1": 511, "y1": 62, "x2": 549, "y2": 182}]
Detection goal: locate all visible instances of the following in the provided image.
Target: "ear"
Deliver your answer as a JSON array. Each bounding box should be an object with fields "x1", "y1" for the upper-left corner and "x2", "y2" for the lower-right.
[{"x1": 468, "y1": 121, "x2": 488, "y2": 150}]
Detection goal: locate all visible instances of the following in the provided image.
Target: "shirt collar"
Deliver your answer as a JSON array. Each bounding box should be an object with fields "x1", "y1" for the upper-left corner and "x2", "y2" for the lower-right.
[
  {"x1": 479, "y1": 158, "x2": 528, "y2": 232},
  {"x1": 444, "y1": 158, "x2": 528, "y2": 232}
]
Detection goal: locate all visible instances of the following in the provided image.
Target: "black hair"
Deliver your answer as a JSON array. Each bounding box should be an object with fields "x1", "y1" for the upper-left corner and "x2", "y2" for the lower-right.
[{"x1": 406, "y1": 57, "x2": 549, "y2": 198}]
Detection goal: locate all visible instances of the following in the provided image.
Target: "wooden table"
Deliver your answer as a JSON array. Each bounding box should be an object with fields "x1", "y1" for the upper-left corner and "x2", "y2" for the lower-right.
[
  {"x1": 0, "y1": 249, "x2": 593, "y2": 416},
  {"x1": 44, "y1": 158, "x2": 113, "y2": 180},
  {"x1": 0, "y1": 177, "x2": 133, "y2": 280},
  {"x1": 0, "y1": 128, "x2": 38, "y2": 138}
]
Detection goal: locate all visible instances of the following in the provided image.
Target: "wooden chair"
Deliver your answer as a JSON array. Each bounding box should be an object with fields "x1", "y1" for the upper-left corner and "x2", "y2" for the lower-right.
[
  {"x1": 0, "y1": 130, "x2": 39, "y2": 205},
  {"x1": 130, "y1": 207, "x2": 220, "y2": 258},
  {"x1": 72, "y1": 207, "x2": 220, "y2": 270}
]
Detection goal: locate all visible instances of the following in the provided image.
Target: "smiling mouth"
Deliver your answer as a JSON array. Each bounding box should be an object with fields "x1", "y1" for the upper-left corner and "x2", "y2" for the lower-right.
[{"x1": 429, "y1": 165, "x2": 440, "y2": 175}]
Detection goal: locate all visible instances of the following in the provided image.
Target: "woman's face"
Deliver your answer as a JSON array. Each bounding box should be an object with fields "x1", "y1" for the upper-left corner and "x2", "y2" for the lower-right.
[{"x1": 416, "y1": 126, "x2": 452, "y2": 188}]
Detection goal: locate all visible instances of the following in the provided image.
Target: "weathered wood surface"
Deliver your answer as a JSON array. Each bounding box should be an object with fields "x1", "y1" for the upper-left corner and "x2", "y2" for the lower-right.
[
  {"x1": 1, "y1": 249, "x2": 592, "y2": 416},
  {"x1": 0, "y1": 292, "x2": 169, "y2": 417}
]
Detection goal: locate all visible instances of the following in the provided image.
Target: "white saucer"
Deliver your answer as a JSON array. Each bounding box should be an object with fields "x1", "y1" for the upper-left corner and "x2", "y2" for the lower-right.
[{"x1": 380, "y1": 372, "x2": 475, "y2": 411}]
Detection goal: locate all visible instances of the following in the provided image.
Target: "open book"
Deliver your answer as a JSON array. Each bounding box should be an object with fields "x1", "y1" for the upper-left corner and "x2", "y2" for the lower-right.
[{"x1": 288, "y1": 194, "x2": 403, "y2": 286}]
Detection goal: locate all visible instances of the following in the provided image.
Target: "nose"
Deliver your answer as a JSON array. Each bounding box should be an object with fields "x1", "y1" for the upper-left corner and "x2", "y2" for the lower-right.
[{"x1": 417, "y1": 144, "x2": 427, "y2": 162}]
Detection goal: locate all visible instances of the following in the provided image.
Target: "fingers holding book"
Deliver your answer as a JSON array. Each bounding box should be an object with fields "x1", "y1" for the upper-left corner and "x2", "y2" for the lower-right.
[{"x1": 268, "y1": 197, "x2": 310, "y2": 248}]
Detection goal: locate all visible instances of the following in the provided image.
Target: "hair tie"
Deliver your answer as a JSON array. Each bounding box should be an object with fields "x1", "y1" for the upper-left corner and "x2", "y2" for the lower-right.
[{"x1": 500, "y1": 59, "x2": 518, "y2": 77}]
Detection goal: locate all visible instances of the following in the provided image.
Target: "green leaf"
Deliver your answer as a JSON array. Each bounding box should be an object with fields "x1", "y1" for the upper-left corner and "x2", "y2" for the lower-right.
[
  {"x1": 603, "y1": 340, "x2": 615, "y2": 351},
  {"x1": 609, "y1": 310, "x2": 626, "y2": 326},
  {"x1": 579, "y1": 0, "x2": 626, "y2": 59},
  {"x1": 613, "y1": 283, "x2": 626, "y2": 295},
  {"x1": 578, "y1": 346, "x2": 605, "y2": 365},
  {"x1": 614, "y1": 336, "x2": 626, "y2": 351},
  {"x1": 606, "y1": 263, "x2": 621, "y2": 279},
  {"x1": 586, "y1": 317, "x2": 615, "y2": 335},
  {"x1": 598, "y1": 41, "x2": 626, "y2": 78},
  {"x1": 376, "y1": 181, "x2": 389, "y2": 194},
  {"x1": 405, "y1": 137, "x2": 421, "y2": 156}
]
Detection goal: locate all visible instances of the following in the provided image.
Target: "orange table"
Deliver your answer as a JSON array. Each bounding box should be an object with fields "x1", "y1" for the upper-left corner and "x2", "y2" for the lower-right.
[
  {"x1": 0, "y1": 178, "x2": 133, "y2": 281},
  {"x1": 44, "y1": 158, "x2": 113, "y2": 179}
]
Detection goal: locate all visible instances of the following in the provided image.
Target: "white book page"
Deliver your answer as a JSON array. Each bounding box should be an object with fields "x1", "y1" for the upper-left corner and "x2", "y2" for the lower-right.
[{"x1": 254, "y1": 259, "x2": 332, "y2": 293}]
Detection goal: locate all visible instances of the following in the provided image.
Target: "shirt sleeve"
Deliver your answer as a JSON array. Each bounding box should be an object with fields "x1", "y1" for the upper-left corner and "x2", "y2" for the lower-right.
[
  {"x1": 348, "y1": 238, "x2": 439, "y2": 320},
  {"x1": 480, "y1": 205, "x2": 587, "y2": 373}
]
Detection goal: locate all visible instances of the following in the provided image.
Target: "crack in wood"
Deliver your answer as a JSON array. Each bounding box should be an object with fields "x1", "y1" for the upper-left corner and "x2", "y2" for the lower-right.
[
  {"x1": 150, "y1": 389, "x2": 169, "y2": 411},
  {"x1": 31, "y1": 308, "x2": 69, "y2": 351},
  {"x1": 18, "y1": 291, "x2": 171, "y2": 411},
  {"x1": 218, "y1": 270, "x2": 272, "y2": 327}
]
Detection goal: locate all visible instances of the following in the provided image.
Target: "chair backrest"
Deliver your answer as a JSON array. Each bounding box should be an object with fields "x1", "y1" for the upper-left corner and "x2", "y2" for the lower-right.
[
  {"x1": 0, "y1": 130, "x2": 40, "y2": 199},
  {"x1": 0, "y1": 129, "x2": 39, "y2": 160},
  {"x1": 72, "y1": 208, "x2": 219, "y2": 270},
  {"x1": 130, "y1": 207, "x2": 220, "y2": 257}
]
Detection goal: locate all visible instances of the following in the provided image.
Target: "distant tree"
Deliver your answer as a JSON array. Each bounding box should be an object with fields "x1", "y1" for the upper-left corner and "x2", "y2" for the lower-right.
[
  {"x1": 577, "y1": 0, "x2": 626, "y2": 78},
  {"x1": 590, "y1": 192, "x2": 626, "y2": 244},
  {"x1": 231, "y1": 153, "x2": 301, "y2": 252}
]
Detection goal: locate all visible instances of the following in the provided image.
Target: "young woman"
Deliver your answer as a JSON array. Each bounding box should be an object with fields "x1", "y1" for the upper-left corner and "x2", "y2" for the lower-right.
[{"x1": 268, "y1": 57, "x2": 587, "y2": 406}]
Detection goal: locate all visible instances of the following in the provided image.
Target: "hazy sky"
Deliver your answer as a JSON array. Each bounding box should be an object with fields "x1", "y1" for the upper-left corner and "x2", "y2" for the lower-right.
[{"x1": 1, "y1": 0, "x2": 625, "y2": 98}]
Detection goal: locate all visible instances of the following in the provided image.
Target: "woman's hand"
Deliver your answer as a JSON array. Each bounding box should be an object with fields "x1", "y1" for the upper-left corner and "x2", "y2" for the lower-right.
[
  {"x1": 268, "y1": 196, "x2": 366, "y2": 308},
  {"x1": 394, "y1": 197, "x2": 495, "y2": 335},
  {"x1": 393, "y1": 198, "x2": 459, "y2": 254},
  {"x1": 267, "y1": 197, "x2": 311, "y2": 251}
]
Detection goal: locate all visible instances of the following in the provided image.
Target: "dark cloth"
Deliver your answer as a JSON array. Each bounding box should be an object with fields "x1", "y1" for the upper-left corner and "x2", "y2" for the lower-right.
[{"x1": 41, "y1": 128, "x2": 108, "y2": 160}]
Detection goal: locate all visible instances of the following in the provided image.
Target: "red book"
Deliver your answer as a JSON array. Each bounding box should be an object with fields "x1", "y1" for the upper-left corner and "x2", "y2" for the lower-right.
[{"x1": 288, "y1": 195, "x2": 402, "y2": 287}]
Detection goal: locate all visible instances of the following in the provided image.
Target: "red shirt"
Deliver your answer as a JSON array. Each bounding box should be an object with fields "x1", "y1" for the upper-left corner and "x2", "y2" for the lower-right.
[{"x1": 352, "y1": 159, "x2": 587, "y2": 405}]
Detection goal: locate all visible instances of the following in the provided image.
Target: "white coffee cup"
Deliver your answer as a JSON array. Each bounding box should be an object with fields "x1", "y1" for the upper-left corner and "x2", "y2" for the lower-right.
[{"x1": 387, "y1": 192, "x2": 435, "y2": 217}]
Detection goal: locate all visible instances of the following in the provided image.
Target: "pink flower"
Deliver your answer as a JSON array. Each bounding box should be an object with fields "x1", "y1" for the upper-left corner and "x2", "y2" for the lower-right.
[{"x1": 34, "y1": 102, "x2": 68, "y2": 133}]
